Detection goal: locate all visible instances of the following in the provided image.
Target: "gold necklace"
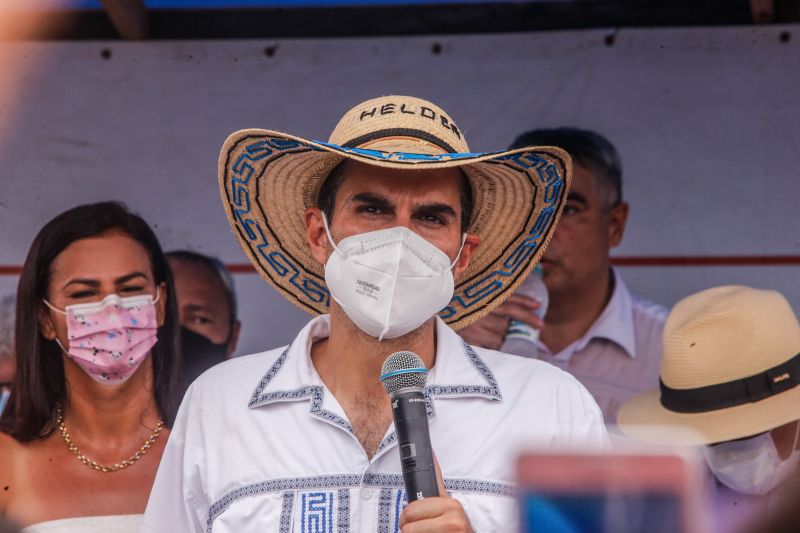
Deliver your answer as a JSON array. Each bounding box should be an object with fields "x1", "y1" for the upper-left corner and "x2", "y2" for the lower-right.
[{"x1": 55, "y1": 404, "x2": 165, "y2": 473}]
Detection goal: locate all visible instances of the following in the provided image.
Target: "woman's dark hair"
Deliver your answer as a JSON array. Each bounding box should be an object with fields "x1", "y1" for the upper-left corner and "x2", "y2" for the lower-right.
[{"x1": 0, "y1": 201, "x2": 179, "y2": 441}]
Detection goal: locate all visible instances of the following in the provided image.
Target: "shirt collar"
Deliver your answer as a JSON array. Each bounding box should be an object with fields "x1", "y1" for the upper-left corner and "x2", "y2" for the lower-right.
[
  {"x1": 569, "y1": 267, "x2": 637, "y2": 359},
  {"x1": 552, "y1": 268, "x2": 636, "y2": 361},
  {"x1": 248, "y1": 314, "x2": 502, "y2": 411}
]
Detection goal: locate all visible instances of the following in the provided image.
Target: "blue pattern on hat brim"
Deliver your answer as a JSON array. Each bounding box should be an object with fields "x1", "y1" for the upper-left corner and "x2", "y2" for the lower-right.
[{"x1": 218, "y1": 129, "x2": 571, "y2": 330}]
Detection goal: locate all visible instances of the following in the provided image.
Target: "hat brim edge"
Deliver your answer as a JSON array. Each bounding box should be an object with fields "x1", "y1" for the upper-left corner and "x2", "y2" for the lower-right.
[
  {"x1": 217, "y1": 128, "x2": 572, "y2": 330},
  {"x1": 617, "y1": 386, "x2": 800, "y2": 445}
]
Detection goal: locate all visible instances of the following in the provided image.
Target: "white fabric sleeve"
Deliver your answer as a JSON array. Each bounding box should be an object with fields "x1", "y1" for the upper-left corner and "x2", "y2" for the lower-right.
[
  {"x1": 140, "y1": 385, "x2": 206, "y2": 533},
  {"x1": 556, "y1": 372, "x2": 611, "y2": 449}
]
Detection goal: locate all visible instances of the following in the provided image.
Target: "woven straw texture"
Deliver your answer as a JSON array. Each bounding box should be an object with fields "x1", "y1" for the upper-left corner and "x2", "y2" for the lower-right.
[
  {"x1": 217, "y1": 96, "x2": 572, "y2": 330},
  {"x1": 619, "y1": 286, "x2": 800, "y2": 444}
]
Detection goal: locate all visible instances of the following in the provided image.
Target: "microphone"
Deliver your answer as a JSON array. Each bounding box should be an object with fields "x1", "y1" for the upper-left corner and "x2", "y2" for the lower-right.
[{"x1": 380, "y1": 351, "x2": 440, "y2": 502}]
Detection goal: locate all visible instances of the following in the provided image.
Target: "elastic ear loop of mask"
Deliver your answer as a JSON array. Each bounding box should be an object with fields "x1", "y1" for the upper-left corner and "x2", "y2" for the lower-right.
[
  {"x1": 40, "y1": 300, "x2": 69, "y2": 354},
  {"x1": 320, "y1": 212, "x2": 343, "y2": 258},
  {"x1": 450, "y1": 234, "x2": 468, "y2": 271},
  {"x1": 789, "y1": 421, "x2": 800, "y2": 458},
  {"x1": 321, "y1": 212, "x2": 467, "y2": 270}
]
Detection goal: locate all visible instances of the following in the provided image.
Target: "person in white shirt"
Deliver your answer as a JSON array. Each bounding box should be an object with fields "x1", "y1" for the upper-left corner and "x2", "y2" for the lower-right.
[
  {"x1": 141, "y1": 95, "x2": 607, "y2": 533},
  {"x1": 461, "y1": 128, "x2": 667, "y2": 423}
]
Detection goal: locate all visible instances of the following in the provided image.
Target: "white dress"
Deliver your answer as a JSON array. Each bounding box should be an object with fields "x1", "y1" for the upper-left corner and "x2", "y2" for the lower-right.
[{"x1": 21, "y1": 514, "x2": 142, "y2": 533}]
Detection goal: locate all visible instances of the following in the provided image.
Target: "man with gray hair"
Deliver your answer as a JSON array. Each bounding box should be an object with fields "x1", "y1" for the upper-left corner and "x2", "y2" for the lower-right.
[{"x1": 462, "y1": 128, "x2": 667, "y2": 423}]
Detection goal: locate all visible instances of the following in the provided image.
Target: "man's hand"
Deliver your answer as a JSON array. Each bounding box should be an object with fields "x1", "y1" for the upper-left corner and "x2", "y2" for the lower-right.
[
  {"x1": 398, "y1": 456, "x2": 473, "y2": 533},
  {"x1": 459, "y1": 294, "x2": 543, "y2": 350}
]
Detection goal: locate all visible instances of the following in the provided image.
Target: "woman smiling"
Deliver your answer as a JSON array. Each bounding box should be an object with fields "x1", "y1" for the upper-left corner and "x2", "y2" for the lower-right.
[{"x1": 0, "y1": 202, "x2": 179, "y2": 532}]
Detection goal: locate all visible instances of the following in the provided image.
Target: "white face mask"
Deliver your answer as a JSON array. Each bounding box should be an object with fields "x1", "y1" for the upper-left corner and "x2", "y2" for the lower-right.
[
  {"x1": 322, "y1": 214, "x2": 465, "y2": 341},
  {"x1": 704, "y1": 423, "x2": 800, "y2": 496}
]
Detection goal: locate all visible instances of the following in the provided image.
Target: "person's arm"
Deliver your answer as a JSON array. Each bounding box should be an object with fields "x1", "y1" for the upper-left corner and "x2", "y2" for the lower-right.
[
  {"x1": 459, "y1": 295, "x2": 543, "y2": 350},
  {"x1": 140, "y1": 387, "x2": 206, "y2": 533},
  {"x1": 558, "y1": 375, "x2": 610, "y2": 449}
]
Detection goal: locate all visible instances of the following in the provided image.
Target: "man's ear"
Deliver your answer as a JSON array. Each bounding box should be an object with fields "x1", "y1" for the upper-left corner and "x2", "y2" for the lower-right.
[
  {"x1": 306, "y1": 207, "x2": 330, "y2": 265},
  {"x1": 608, "y1": 202, "x2": 629, "y2": 248},
  {"x1": 453, "y1": 233, "x2": 480, "y2": 277},
  {"x1": 226, "y1": 320, "x2": 241, "y2": 358},
  {"x1": 38, "y1": 304, "x2": 57, "y2": 341}
]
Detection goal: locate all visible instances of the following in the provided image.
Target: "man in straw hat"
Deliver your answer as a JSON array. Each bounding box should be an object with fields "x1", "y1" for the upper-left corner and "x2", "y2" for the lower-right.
[
  {"x1": 618, "y1": 286, "x2": 800, "y2": 532},
  {"x1": 142, "y1": 95, "x2": 606, "y2": 532}
]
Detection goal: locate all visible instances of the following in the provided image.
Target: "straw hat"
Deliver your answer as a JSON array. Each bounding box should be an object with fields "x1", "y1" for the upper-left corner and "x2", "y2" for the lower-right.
[
  {"x1": 217, "y1": 95, "x2": 572, "y2": 330},
  {"x1": 618, "y1": 286, "x2": 800, "y2": 445}
]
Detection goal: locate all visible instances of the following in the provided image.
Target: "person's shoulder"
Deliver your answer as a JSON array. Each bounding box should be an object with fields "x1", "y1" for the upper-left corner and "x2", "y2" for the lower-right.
[
  {"x1": 614, "y1": 271, "x2": 668, "y2": 326},
  {"x1": 632, "y1": 294, "x2": 668, "y2": 320},
  {"x1": 626, "y1": 288, "x2": 669, "y2": 330},
  {"x1": 0, "y1": 430, "x2": 19, "y2": 463},
  {"x1": 189, "y1": 346, "x2": 290, "y2": 399},
  {"x1": 0, "y1": 431, "x2": 20, "y2": 509},
  {"x1": 471, "y1": 345, "x2": 592, "y2": 397},
  {"x1": 202, "y1": 346, "x2": 288, "y2": 381},
  {"x1": 469, "y1": 345, "x2": 605, "y2": 434}
]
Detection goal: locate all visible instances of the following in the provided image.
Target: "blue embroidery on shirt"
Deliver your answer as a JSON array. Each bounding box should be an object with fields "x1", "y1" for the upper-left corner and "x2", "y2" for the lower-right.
[
  {"x1": 372, "y1": 341, "x2": 500, "y2": 457},
  {"x1": 301, "y1": 492, "x2": 334, "y2": 533},
  {"x1": 361, "y1": 473, "x2": 515, "y2": 497},
  {"x1": 376, "y1": 487, "x2": 407, "y2": 533},
  {"x1": 362, "y1": 473, "x2": 404, "y2": 487},
  {"x1": 337, "y1": 488, "x2": 350, "y2": 532},
  {"x1": 377, "y1": 488, "x2": 392, "y2": 533},
  {"x1": 206, "y1": 474, "x2": 514, "y2": 531},
  {"x1": 247, "y1": 334, "x2": 502, "y2": 469},
  {"x1": 446, "y1": 478, "x2": 516, "y2": 497},
  {"x1": 280, "y1": 492, "x2": 294, "y2": 533},
  {"x1": 206, "y1": 475, "x2": 360, "y2": 533},
  {"x1": 248, "y1": 345, "x2": 353, "y2": 434},
  {"x1": 425, "y1": 341, "x2": 502, "y2": 401},
  {"x1": 249, "y1": 345, "x2": 292, "y2": 406},
  {"x1": 393, "y1": 490, "x2": 407, "y2": 533}
]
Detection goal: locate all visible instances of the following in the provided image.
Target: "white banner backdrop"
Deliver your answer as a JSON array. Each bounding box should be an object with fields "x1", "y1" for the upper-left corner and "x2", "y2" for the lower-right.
[{"x1": 0, "y1": 26, "x2": 798, "y2": 355}]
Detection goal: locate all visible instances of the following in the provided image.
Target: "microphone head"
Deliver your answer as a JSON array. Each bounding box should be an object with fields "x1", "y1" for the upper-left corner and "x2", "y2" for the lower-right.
[{"x1": 380, "y1": 351, "x2": 428, "y2": 395}]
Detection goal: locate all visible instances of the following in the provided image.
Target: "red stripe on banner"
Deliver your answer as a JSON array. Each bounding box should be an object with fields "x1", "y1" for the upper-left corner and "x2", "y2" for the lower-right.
[
  {"x1": 0, "y1": 266, "x2": 22, "y2": 275},
  {"x1": 227, "y1": 263, "x2": 257, "y2": 273},
  {"x1": 610, "y1": 255, "x2": 800, "y2": 267},
  {"x1": 0, "y1": 256, "x2": 798, "y2": 276},
  {"x1": 233, "y1": 257, "x2": 800, "y2": 270}
]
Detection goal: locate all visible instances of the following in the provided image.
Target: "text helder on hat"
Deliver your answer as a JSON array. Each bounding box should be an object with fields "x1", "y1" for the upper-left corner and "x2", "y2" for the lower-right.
[{"x1": 359, "y1": 102, "x2": 462, "y2": 141}]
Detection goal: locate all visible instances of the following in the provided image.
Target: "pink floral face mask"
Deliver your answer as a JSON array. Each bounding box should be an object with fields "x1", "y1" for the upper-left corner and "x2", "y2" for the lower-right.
[{"x1": 44, "y1": 290, "x2": 160, "y2": 384}]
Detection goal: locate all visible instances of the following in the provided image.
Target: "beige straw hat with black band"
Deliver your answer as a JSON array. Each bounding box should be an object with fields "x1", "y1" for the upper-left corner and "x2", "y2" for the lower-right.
[
  {"x1": 618, "y1": 286, "x2": 800, "y2": 445},
  {"x1": 217, "y1": 95, "x2": 572, "y2": 330}
]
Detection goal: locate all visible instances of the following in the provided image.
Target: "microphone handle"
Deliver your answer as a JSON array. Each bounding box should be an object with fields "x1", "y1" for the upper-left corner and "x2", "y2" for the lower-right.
[{"x1": 391, "y1": 389, "x2": 440, "y2": 501}]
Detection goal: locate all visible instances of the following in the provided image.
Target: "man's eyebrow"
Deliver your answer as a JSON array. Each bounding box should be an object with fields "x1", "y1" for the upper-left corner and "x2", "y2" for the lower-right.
[
  {"x1": 114, "y1": 272, "x2": 149, "y2": 285},
  {"x1": 350, "y1": 192, "x2": 394, "y2": 209},
  {"x1": 183, "y1": 303, "x2": 213, "y2": 313},
  {"x1": 414, "y1": 203, "x2": 458, "y2": 219},
  {"x1": 566, "y1": 191, "x2": 589, "y2": 205}
]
